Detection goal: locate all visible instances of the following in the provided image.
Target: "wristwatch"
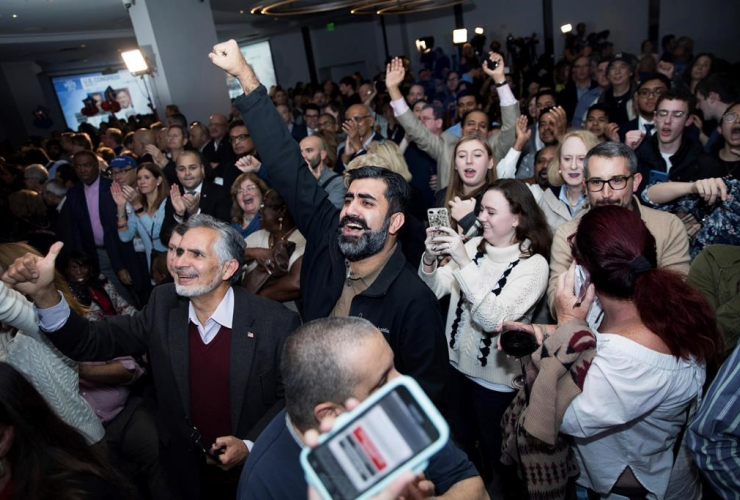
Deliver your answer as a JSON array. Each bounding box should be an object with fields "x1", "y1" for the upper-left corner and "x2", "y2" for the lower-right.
[{"x1": 494, "y1": 80, "x2": 507, "y2": 87}]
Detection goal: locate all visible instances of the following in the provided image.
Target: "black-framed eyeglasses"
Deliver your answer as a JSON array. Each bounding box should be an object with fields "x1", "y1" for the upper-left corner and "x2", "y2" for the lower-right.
[
  {"x1": 722, "y1": 112, "x2": 738, "y2": 123},
  {"x1": 111, "y1": 167, "x2": 134, "y2": 176},
  {"x1": 229, "y1": 134, "x2": 251, "y2": 143},
  {"x1": 586, "y1": 175, "x2": 633, "y2": 192},
  {"x1": 637, "y1": 88, "x2": 666, "y2": 98}
]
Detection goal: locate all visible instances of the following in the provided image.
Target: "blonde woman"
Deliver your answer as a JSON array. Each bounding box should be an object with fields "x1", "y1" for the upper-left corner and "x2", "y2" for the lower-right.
[{"x1": 538, "y1": 130, "x2": 599, "y2": 232}]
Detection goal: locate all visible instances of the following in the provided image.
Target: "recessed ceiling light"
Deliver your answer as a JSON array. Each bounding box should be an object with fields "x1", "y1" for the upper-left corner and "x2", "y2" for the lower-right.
[
  {"x1": 240, "y1": 10, "x2": 245, "y2": 14},
  {"x1": 81, "y1": 43, "x2": 86, "y2": 48},
  {"x1": 12, "y1": 14, "x2": 18, "y2": 18}
]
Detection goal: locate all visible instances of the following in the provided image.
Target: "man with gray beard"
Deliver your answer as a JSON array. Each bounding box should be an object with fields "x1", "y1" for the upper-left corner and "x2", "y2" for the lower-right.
[
  {"x1": 2, "y1": 214, "x2": 300, "y2": 499},
  {"x1": 210, "y1": 39, "x2": 448, "y2": 409},
  {"x1": 299, "y1": 135, "x2": 345, "y2": 208}
]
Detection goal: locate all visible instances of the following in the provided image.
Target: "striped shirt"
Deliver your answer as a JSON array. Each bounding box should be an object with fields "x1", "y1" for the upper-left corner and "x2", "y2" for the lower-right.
[{"x1": 687, "y1": 343, "x2": 740, "y2": 499}]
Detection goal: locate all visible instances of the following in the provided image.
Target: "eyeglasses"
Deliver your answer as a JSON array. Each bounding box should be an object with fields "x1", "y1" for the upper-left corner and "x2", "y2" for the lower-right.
[
  {"x1": 229, "y1": 133, "x2": 251, "y2": 143},
  {"x1": 655, "y1": 109, "x2": 687, "y2": 119},
  {"x1": 586, "y1": 175, "x2": 633, "y2": 192},
  {"x1": 349, "y1": 115, "x2": 372, "y2": 123},
  {"x1": 637, "y1": 88, "x2": 666, "y2": 98},
  {"x1": 722, "y1": 112, "x2": 738, "y2": 123},
  {"x1": 237, "y1": 185, "x2": 259, "y2": 195},
  {"x1": 111, "y1": 167, "x2": 134, "y2": 176},
  {"x1": 304, "y1": 113, "x2": 319, "y2": 119},
  {"x1": 318, "y1": 121, "x2": 334, "y2": 128},
  {"x1": 259, "y1": 203, "x2": 282, "y2": 211}
]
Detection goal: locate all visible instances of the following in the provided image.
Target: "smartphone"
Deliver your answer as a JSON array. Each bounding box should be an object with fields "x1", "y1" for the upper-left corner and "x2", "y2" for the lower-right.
[
  {"x1": 427, "y1": 207, "x2": 451, "y2": 229},
  {"x1": 301, "y1": 376, "x2": 449, "y2": 500},
  {"x1": 480, "y1": 54, "x2": 499, "y2": 70},
  {"x1": 574, "y1": 264, "x2": 591, "y2": 306},
  {"x1": 649, "y1": 169, "x2": 669, "y2": 184}
]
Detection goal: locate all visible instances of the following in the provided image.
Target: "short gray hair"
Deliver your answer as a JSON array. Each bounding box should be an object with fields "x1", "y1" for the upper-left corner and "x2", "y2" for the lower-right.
[
  {"x1": 183, "y1": 214, "x2": 245, "y2": 284},
  {"x1": 43, "y1": 179, "x2": 67, "y2": 198},
  {"x1": 25, "y1": 164, "x2": 49, "y2": 183},
  {"x1": 583, "y1": 141, "x2": 638, "y2": 179},
  {"x1": 282, "y1": 317, "x2": 380, "y2": 432}
]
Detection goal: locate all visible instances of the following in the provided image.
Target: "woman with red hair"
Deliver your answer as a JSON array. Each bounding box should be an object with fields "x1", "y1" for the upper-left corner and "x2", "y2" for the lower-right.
[{"x1": 553, "y1": 206, "x2": 723, "y2": 499}]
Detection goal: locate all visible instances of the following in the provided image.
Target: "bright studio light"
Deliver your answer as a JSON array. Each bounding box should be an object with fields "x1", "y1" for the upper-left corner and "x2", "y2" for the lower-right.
[
  {"x1": 453, "y1": 28, "x2": 468, "y2": 44},
  {"x1": 474, "y1": 27, "x2": 484, "y2": 35},
  {"x1": 561, "y1": 24, "x2": 573, "y2": 34},
  {"x1": 121, "y1": 49, "x2": 149, "y2": 76}
]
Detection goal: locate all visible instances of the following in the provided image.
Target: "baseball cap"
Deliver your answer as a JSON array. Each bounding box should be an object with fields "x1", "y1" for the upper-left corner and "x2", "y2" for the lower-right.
[
  {"x1": 609, "y1": 53, "x2": 636, "y2": 72},
  {"x1": 109, "y1": 155, "x2": 137, "y2": 169}
]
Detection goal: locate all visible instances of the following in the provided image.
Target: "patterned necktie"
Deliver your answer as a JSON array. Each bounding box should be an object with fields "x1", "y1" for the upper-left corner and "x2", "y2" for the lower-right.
[{"x1": 644, "y1": 123, "x2": 654, "y2": 137}]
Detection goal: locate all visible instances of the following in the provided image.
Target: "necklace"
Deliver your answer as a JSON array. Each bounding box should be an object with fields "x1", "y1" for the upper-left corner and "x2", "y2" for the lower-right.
[{"x1": 269, "y1": 227, "x2": 296, "y2": 248}]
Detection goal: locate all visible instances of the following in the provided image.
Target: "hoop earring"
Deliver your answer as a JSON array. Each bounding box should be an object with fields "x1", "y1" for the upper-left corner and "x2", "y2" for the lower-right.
[{"x1": 278, "y1": 217, "x2": 283, "y2": 232}]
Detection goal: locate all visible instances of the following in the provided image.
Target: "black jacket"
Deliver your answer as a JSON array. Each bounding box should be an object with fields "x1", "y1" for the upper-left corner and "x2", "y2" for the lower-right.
[
  {"x1": 160, "y1": 180, "x2": 232, "y2": 243},
  {"x1": 43, "y1": 284, "x2": 299, "y2": 499},
  {"x1": 234, "y1": 85, "x2": 449, "y2": 407},
  {"x1": 559, "y1": 79, "x2": 598, "y2": 124},
  {"x1": 635, "y1": 134, "x2": 724, "y2": 193}
]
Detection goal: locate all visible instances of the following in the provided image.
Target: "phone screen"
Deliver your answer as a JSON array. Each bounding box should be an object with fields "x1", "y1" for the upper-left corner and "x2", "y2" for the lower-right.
[
  {"x1": 427, "y1": 208, "x2": 450, "y2": 229},
  {"x1": 306, "y1": 385, "x2": 440, "y2": 500}
]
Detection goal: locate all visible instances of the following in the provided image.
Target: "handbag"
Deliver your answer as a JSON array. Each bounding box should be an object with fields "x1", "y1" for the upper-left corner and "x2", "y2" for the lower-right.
[{"x1": 241, "y1": 239, "x2": 296, "y2": 294}]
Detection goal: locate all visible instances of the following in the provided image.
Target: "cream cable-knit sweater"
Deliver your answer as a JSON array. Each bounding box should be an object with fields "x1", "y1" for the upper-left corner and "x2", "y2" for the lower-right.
[
  {"x1": 0, "y1": 283, "x2": 104, "y2": 444},
  {"x1": 420, "y1": 238, "x2": 549, "y2": 388}
]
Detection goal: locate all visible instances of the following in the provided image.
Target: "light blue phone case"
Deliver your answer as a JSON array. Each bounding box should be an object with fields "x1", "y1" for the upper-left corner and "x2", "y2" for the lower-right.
[{"x1": 300, "y1": 376, "x2": 449, "y2": 500}]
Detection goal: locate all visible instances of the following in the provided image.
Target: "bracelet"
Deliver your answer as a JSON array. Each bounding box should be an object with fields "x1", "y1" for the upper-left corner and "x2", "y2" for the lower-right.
[
  {"x1": 422, "y1": 255, "x2": 436, "y2": 267},
  {"x1": 117, "y1": 222, "x2": 128, "y2": 229},
  {"x1": 494, "y1": 80, "x2": 508, "y2": 87},
  {"x1": 134, "y1": 207, "x2": 145, "y2": 214}
]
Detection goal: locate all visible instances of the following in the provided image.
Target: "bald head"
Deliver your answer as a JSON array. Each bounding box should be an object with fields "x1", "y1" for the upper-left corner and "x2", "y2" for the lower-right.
[
  {"x1": 300, "y1": 135, "x2": 328, "y2": 175},
  {"x1": 133, "y1": 128, "x2": 155, "y2": 157},
  {"x1": 346, "y1": 104, "x2": 374, "y2": 140},
  {"x1": 208, "y1": 113, "x2": 229, "y2": 141}
]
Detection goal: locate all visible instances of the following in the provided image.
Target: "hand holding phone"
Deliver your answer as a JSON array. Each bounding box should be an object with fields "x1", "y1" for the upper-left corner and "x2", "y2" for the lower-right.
[{"x1": 301, "y1": 376, "x2": 449, "y2": 500}]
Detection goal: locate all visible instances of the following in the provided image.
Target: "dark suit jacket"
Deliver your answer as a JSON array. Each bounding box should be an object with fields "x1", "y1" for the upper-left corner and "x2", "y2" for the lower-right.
[
  {"x1": 290, "y1": 123, "x2": 309, "y2": 142},
  {"x1": 42, "y1": 284, "x2": 300, "y2": 499},
  {"x1": 202, "y1": 137, "x2": 236, "y2": 168},
  {"x1": 618, "y1": 117, "x2": 640, "y2": 143},
  {"x1": 160, "y1": 181, "x2": 232, "y2": 243}
]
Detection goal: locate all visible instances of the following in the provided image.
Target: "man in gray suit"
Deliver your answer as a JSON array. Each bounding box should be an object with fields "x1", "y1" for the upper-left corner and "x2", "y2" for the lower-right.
[{"x1": 2, "y1": 214, "x2": 300, "y2": 500}]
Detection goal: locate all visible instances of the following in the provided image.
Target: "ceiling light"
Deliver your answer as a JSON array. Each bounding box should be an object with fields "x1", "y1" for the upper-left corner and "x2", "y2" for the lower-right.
[
  {"x1": 12, "y1": 14, "x2": 18, "y2": 18},
  {"x1": 475, "y1": 27, "x2": 484, "y2": 35},
  {"x1": 561, "y1": 24, "x2": 573, "y2": 34},
  {"x1": 453, "y1": 28, "x2": 467, "y2": 44},
  {"x1": 121, "y1": 49, "x2": 149, "y2": 76}
]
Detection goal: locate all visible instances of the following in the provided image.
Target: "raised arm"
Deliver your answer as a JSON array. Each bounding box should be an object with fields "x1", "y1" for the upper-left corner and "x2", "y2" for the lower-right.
[
  {"x1": 385, "y1": 58, "x2": 447, "y2": 162},
  {"x1": 210, "y1": 40, "x2": 339, "y2": 240},
  {"x1": 482, "y1": 52, "x2": 521, "y2": 163}
]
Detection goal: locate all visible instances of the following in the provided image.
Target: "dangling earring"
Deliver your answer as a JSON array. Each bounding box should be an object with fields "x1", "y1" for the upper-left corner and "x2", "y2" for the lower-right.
[{"x1": 278, "y1": 217, "x2": 283, "y2": 232}]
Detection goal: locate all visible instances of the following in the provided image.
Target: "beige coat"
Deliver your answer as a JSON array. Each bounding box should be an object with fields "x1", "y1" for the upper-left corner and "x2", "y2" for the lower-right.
[
  {"x1": 538, "y1": 187, "x2": 590, "y2": 234},
  {"x1": 396, "y1": 102, "x2": 520, "y2": 189},
  {"x1": 547, "y1": 197, "x2": 691, "y2": 315}
]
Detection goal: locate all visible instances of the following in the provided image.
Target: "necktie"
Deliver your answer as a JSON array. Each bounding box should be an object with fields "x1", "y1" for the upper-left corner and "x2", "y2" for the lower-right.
[
  {"x1": 187, "y1": 191, "x2": 196, "y2": 196},
  {"x1": 644, "y1": 124, "x2": 654, "y2": 137}
]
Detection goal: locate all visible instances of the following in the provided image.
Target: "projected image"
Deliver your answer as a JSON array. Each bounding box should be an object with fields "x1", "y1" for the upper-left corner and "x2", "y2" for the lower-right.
[
  {"x1": 226, "y1": 40, "x2": 277, "y2": 99},
  {"x1": 52, "y1": 70, "x2": 153, "y2": 129}
]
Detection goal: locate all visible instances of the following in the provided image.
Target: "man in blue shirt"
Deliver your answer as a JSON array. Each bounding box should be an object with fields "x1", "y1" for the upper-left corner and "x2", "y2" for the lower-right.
[{"x1": 237, "y1": 317, "x2": 487, "y2": 499}]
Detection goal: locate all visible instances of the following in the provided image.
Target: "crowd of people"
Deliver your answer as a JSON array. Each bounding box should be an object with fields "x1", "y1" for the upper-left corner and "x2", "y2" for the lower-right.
[{"x1": 0, "y1": 21, "x2": 739, "y2": 500}]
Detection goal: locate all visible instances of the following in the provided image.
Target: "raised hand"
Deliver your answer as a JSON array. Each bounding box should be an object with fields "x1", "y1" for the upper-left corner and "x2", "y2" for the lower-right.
[
  {"x1": 513, "y1": 115, "x2": 532, "y2": 151},
  {"x1": 448, "y1": 196, "x2": 476, "y2": 223},
  {"x1": 145, "y1": 144, "x2": 167, "y2": 166},
  {"x1": 208, "y1": 39, "x2": 259, "y2": 93},
  {"x1": 2, "y1": 241, "x2": 64, "y2": 307},
  {"x1": 182, "y1": 193, "x2": 200, "y2": 215},
  {"x1": 120, "y1": 184, "x2": 140, "y2": 204},
  {"x1": 657, "y1": 60, "x2": 675, "y2": 80},
  {"x1": 482, "y1": 51, "x2": 505, "y2": 82},
  {"x1": 554, "y1": 261, "x2": 595, "y2": 326},
  {"x1": 605, "y1": 122, "x2": 621, "y2": 142},
  {"x1": 235, "y1": 155, "x2": 262, "y2": 173},
  {"x1": 110, "y1": 181, "x2": 128, "y2": 208},
  {"x1": 385, "y1": 57, "x2": 406, "y2": 89},
  {"x1": 170, "y1": 184, "x2": 186, "y2": 216},
  {"x1": 429, "y1": 226, "x2": 470, "y2": 268},
  {"x1": 624, "y1": 130, "x2": 645, "y2": 150},
  {"x1": 548, "y1": 106, "x2": 568, "y2": 141}
]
